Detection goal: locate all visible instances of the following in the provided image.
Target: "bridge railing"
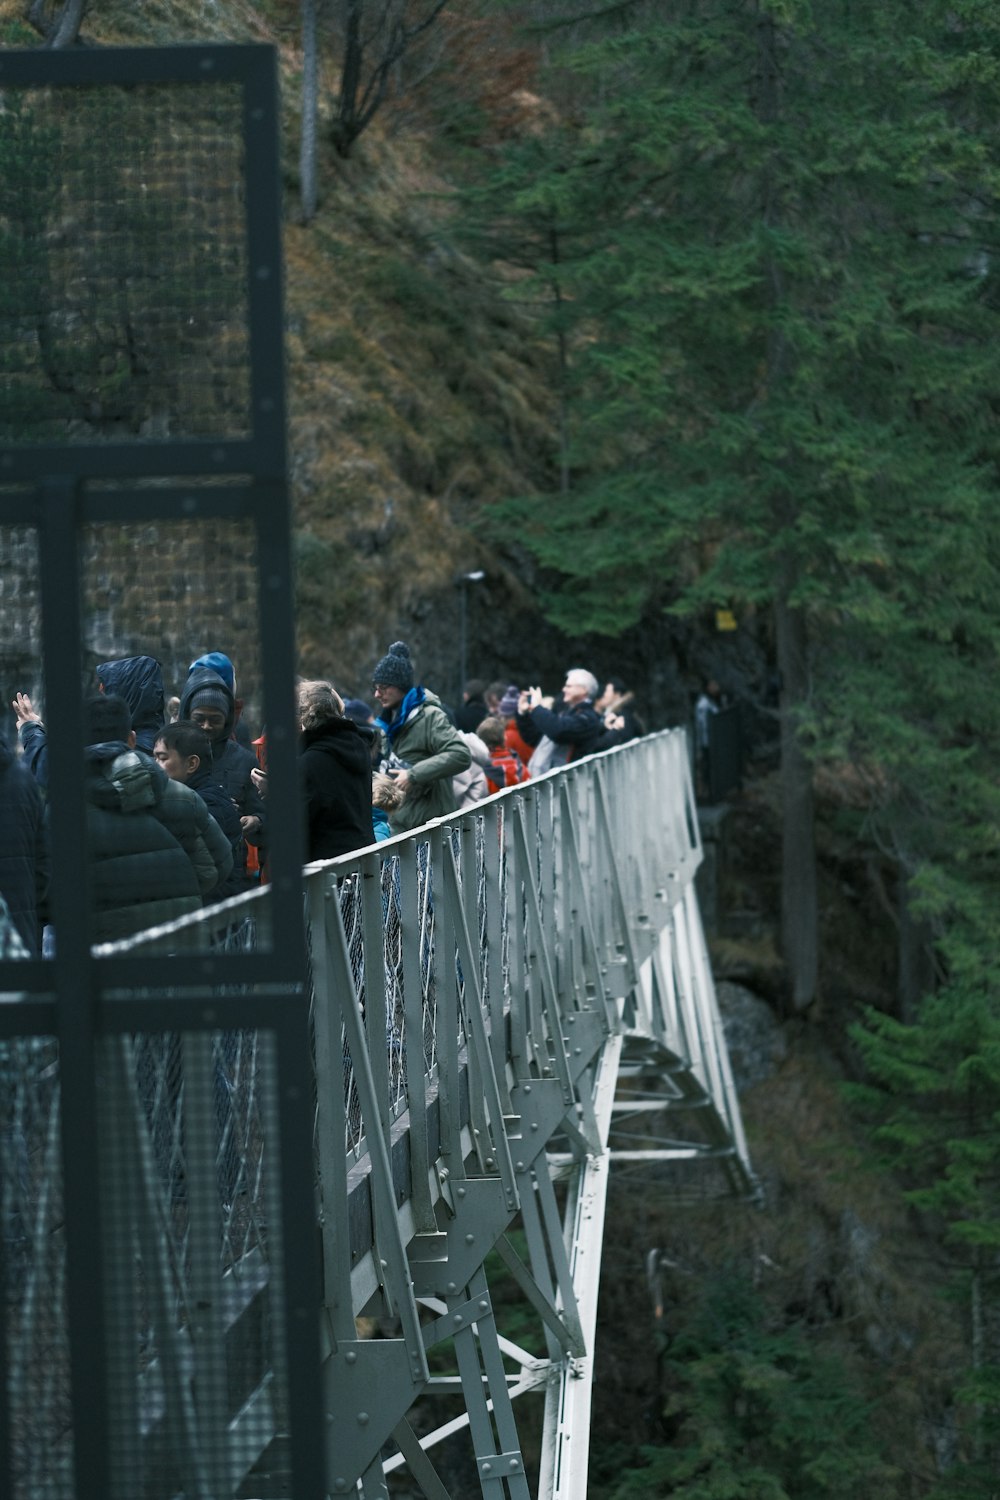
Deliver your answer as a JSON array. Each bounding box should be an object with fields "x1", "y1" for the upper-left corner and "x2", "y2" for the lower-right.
[{"x1": 1, "y1": 728, "x2": 754, "y2": 1500}]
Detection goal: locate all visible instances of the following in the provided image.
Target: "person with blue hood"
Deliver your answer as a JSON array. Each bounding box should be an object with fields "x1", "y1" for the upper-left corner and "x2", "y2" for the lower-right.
[
  {"x1": 95, "y1": 654, "x2": 165, "y2": 753},
  {"x1": 178, "y1": 658, "x2": 265, "y2": 887},
  {"x1": 371, "y1": 641, "x2": 470, "y2": 834},
  {"x1": 12, "y1": 654, "x2": 166, "y2": 787},
  {"x1": 188, "y1": 651, "x2": 252, "y2": 746}
]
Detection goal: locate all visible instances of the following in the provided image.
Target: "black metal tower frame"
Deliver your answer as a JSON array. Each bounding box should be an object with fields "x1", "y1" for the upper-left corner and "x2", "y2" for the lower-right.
[{"x1": 0, "y1": 44, "x2": 325, "y2": 1500}]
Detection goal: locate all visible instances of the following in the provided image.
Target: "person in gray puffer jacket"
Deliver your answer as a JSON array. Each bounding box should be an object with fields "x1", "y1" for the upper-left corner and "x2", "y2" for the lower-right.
[{"x1": 82, "y1": 695, "x2": 232, "y2": 941}]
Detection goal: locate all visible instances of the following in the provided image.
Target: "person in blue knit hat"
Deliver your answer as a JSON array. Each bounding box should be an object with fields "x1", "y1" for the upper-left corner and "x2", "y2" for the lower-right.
[{"x1": 371, "y1": 642, "x2": 470, "y2": 834}]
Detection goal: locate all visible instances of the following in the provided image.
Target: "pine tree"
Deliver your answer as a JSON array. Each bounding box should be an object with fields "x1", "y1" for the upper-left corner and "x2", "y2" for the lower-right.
[
  {"x1": 849, "y1": 968, "x2": 1000, "y2": 1488},
  {"x1": 461, "y1": 0, "x2": 1000, "y2": 1011},
  {"x1": 604, "y1": 1273, "x2": 896, "y2": 1498}
]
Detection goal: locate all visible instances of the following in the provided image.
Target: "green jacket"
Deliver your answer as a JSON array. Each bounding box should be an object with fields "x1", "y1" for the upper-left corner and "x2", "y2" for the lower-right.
[{"x1": 386, "y1": 691, "x2": 471, "y2": 834}]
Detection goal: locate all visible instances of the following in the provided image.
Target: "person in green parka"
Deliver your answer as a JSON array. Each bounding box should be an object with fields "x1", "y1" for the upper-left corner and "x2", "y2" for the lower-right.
[{"x1": 371, "y1": 641, "x2": 471, "y2": 834}]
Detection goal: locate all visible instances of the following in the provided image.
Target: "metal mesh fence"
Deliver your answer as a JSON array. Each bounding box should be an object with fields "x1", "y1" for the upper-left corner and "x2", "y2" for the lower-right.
[
  {"x1": 1, "y1": 919, "x2": 288, "y2": 1500},
  {"x1": 0, "y1": 515, "x2": 267, "y2": 797},
  {"x1": 1, "y1": 1035, "x2": 72, "y2": 1500},
  {"x1": 0, "y1": 41, "x2": 312, "y2": 1499},
  {"x1": 0, "y1": 81, "x2": 251, "y2": 447}
]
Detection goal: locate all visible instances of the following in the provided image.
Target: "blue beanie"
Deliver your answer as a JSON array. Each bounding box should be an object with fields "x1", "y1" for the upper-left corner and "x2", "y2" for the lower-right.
[{"x1": 188, "y1": 652, "x2": 235, "y2": 691}]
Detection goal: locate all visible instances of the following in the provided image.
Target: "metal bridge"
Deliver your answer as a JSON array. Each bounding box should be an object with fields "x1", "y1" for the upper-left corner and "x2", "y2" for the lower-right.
[{"x1": 2, "y1": 734, "x2": 755, "y2": 1499}]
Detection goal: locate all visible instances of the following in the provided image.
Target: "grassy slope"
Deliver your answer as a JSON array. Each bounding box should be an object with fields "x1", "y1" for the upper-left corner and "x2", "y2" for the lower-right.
[{"x1": 0, "y1": 0, "x2": 562, "y2": 700}]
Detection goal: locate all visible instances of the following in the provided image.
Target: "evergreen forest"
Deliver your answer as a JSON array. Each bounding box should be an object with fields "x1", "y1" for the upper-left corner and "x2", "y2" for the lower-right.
[{"x1": 2, "y1": 0, "x2": 1000, "y2": 1493}]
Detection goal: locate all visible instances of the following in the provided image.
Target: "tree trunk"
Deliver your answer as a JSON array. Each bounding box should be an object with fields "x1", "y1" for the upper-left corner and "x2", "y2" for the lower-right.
[
  {"x1": 756, "y1": 11, "x2": 818, "y2": 1009},
  {"x1": 897, "y1": 870, "x2": 934, "y2": 1022},
  {"x1": 774, "y1": 584, "x2": 818, "y2": 1010},
  {"x1": 335, "y1": 0, "x2": 364, "y2": 157},
  {"x1": 49, "y1": 0, "x2": 87, "y2": 47},
  {"x1": 300, "y1": 0, "x2": 319, "y2": 222},
  {"x1": 549, "y1": 226, "x2": 570, "y2": 496}
]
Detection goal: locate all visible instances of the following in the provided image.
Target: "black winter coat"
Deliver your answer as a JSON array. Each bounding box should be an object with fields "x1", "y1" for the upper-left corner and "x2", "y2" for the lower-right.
[
  {"x1": 300, "y1": 718, "x2": 374, "y2": 861},
  {"x1": 188, "y1": 762, "x2": 245, "y2": 902},
  {"x1": 85, "y1": 742, "x2": 224, "y2": 941},
  {"x1": 178, "y1": 666, "x2": 266, "y2": 885},
  {"x1": 521, "y1": 699, "x2": 604, "y2": 760},
  {"x1": 0, "y1": 734, "x2": 49, "y2": 953}
]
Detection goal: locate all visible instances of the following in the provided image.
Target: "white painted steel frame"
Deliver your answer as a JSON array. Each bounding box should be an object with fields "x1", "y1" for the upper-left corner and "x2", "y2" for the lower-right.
[
  {"x1": 2, "y1": 729, "x2": 755, "y2": 1500},
  {"x1": 307, "y1": 728, "x2": 756, "y2": 1498}
]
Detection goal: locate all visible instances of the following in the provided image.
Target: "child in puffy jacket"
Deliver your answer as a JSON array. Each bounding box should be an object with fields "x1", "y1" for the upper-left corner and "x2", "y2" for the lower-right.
[{"x1": 477, "y1": 716, "x2": 529, "y2": 792}]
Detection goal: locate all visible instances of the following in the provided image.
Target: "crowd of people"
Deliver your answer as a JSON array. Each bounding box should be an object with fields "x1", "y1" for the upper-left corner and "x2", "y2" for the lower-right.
[{"x1": 0, "y1": 641, "x2": 647, "y2": 954}]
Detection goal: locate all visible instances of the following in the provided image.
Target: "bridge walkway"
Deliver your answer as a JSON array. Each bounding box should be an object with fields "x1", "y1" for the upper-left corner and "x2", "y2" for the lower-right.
[{"x1": 2, "y1": 730, "x2": 756, "y2": 1500}]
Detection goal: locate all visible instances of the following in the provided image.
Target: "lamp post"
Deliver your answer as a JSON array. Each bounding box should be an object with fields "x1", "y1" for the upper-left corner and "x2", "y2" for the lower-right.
[{"x1": 457, "y1": 570, "x2": 485, "y2": 709}]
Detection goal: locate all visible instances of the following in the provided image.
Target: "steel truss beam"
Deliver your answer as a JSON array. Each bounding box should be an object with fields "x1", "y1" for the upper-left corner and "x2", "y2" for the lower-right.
[
  {"x1": 4, "y1": 733, "x2": 756, "y2": 1499},
  {"x1": 311, "y1": 735, "x2": 758, "y2": 1498}
]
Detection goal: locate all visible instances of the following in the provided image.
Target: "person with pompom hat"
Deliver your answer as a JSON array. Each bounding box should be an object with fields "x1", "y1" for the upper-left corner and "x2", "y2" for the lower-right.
[{"x1": 371, "y1": 641, "x2": 471, "y2": 834}]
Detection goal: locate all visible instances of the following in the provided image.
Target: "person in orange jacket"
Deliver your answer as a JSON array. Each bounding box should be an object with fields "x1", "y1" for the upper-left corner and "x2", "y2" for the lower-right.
[{"x1": 477, "y1": 715, "x2": 530, "y2": 792}]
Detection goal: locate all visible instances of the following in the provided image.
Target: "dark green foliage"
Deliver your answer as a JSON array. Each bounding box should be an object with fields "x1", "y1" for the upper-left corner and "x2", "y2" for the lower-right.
[
  {"x1": 848, "y1": 973, "x2": 1000, "y2": 1484},
  {"x1": 602, "y1": 1274, "x2": 894, "y2": 1498},
  {"x1": 456, "y1": 1, "x2": 1000, "y2": 1007},
  {"x1": 467, "y1": 4, "x2": 1000, "y2": 638}
]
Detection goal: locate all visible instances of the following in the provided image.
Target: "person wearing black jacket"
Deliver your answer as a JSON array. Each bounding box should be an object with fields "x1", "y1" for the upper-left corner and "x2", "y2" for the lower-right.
[
  {"x1": 456, "y1": 679, "x2": 489, "y2": 734},
  {"x1": 153, "y1": 720, "x2": 245, "y2": 903},
  {"x1": 517, "y1": 668, "x2": 605, "y2": 767},
  {"x1": 81, "y1": 695, "x2": 231, "y2": 941},
  {"x1": 297, "y1": 680, "x2": 374, "y2": 860},
  {"x1": 178, "y1": 663, "x2": 266, "y2": 888},
  {"x1": 0, "y1": 729, "x2": 48, "y2": 953}
]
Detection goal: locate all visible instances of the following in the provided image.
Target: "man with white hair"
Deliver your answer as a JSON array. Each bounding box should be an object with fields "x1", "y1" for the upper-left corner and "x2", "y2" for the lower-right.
[{"x1": 517, "y1": 667, "x2": 605, "y2": 769}]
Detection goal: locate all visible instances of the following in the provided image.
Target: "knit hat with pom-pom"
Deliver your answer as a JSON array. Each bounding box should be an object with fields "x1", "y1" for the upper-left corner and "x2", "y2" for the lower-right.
[{"x1": 372, "y1": 641, "x2": 414, "y2": 690}]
